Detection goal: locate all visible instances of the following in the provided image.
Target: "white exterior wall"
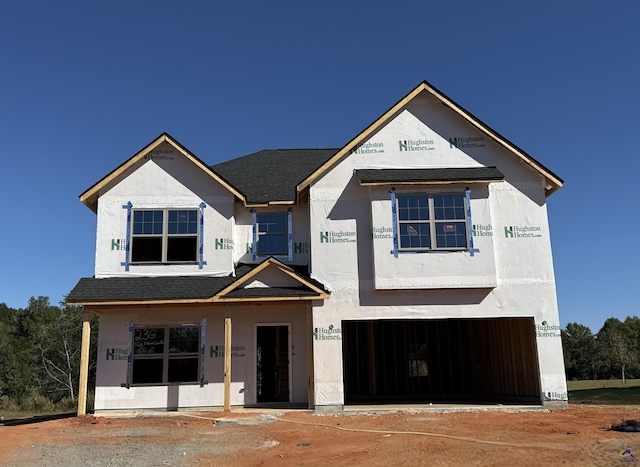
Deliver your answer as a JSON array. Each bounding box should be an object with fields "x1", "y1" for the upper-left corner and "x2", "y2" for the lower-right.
[
  {"x1": 370, "y1": 184, "x2": 497, "y2": 289},
  {"x1": 308, "y1": 92, "x2": 566, "y2": 407},
  {"x1": 94, "y1": 303, "x2": 309, "y2": 411},
  {"x1": 95, "y1": 143, "x2": 235, "y2": 278}
]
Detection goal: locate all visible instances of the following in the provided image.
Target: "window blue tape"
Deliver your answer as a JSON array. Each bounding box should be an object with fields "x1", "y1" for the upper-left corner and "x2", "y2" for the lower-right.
[
  {"x1": 121, "y1": 202, "x2": 133, "y2": 271},
  {"x1": 123, "y1": 321, "x2": 134, "y2": 389},
  {"x1": 251, "y1": 210, "x2": 257, "y2": 262},
  {"x1": 465, "y1": 188, "x2": 479, "y2": 257},
  {"x1": 287, "y1": 210, "x2": 293, "y2": 261},
  {"x1": 389, "y1": 189, "x2": 399, "y2": 258},
  {"x1": 200, "y1": 318, "x2": 207, "y2": 387},
  {"x1": 199, "y1": 202, "x2": 206, "y2": 269}
]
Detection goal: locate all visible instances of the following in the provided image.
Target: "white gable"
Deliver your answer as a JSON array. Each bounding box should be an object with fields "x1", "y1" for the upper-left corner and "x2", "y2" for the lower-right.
[{"x1": 95, "y1": 145, "x2": 235, "y2": 278}]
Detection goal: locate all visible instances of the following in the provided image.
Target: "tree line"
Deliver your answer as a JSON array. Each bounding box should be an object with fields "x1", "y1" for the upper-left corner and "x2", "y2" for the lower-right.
[
  {"x1": 0, "y1": 296, "x2": 637, "y2": 413},
  {"x1": 0, "y1": 297, "x2": 98, "y2": 412},
  {"x1": 562, "y1": 316, "x2": 640, "y2": 382}
]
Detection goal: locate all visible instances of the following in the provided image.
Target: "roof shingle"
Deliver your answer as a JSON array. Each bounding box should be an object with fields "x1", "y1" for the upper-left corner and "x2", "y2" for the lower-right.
[
  {"x1": 211, "y1": 149, "x2": 338, "y2": 203},
  {"x1": 67, "y1": 263, "x2": 328, "y2": 304},
  {"x1": 355, "y1": 167, "x2": 504, "y2": 184}
]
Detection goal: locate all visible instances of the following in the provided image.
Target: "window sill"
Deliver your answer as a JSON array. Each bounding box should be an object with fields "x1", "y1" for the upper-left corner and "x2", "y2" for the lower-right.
[
  {"x1": 129, "y1": 262, "x2": 199, "y2": 266},
  {"x1": 122, "y1": 381, "x2": 207, "y2": 388},
  {"x1": 397, "y1": 249, "x2": 469, "y2": 254}
]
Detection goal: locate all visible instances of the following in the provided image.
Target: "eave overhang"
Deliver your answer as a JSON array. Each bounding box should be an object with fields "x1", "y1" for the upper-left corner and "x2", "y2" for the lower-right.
[
  {"x1": 355, "y1": 167, "x2": 505, "y2": 186},
  {"x1": 67, "y1": 258, "x2": 329, "y2": 308},
  {"x1": 79, "y1": 133, "x2": 247, "y2": 213},
  {"x1": 297, "y1": 81, "x2": 563, "y2": 198}
]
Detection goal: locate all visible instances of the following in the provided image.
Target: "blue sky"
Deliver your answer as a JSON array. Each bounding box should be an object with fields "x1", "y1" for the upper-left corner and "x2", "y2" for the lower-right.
[{"x1": 1, "y1": 1, "x2": 638, "y2": 333}]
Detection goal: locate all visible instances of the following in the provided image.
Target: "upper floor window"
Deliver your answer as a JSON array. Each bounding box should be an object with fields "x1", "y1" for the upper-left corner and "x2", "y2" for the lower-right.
[
  {"x1": 132, "y1": 209, "x2": 199, "y2": 263},
  {"x1": 397, "y1": 193, "x2": 468, "y2": 251},
  {"x1": 256, "y1": 213, "x2": 288, "y2": 256}
]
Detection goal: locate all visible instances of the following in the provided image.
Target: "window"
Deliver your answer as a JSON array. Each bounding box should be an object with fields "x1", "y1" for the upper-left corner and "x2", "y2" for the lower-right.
[
  {"x1": 396, "y1": 193, "x2": 468, "y2": 251},
  {"x1": 131, "y1": 325, "x2": 200, "y2": 385},
  {"x1": 256, "y1": 213, "x2": 288, "y2": 256},
  {"x1": 131, "y1": 209, "x2": 198, "y2": 263}
]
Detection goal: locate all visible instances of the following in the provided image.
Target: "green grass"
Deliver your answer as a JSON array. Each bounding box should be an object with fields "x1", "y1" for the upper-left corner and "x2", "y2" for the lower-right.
[{"x1": 567, "y1": 379, "x2": 640, "y2": 404}]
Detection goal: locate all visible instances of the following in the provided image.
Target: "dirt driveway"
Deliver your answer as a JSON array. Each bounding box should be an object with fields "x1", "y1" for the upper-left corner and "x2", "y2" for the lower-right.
[{"x1": 1, "y1": 405, "x2": 639, "y2": 466}]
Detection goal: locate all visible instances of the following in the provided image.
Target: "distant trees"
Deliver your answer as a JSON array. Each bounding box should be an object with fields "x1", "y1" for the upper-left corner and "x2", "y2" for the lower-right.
[
  {"x1": 562, "y1": 316, "x2": 640, "y2": 381},
  {"x1": 561, "y1": 323, "x2": 598, "y2": 380},
  {"x1": 0, "y1": 297, "x2": 98, "y2": 412}
]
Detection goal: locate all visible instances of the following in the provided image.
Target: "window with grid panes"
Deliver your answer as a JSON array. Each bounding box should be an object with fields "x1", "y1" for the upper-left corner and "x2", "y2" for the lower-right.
[
  {"x1": 396, "y1": 193, "x2": 468, "y2": 251},
  {"x1": 131, "y1": 209, "x2": 199, "y2": 263},
  {"x1": 131, "y1": 325, "x2": 200, "y2": 385},
  {"x1": 256, "y1": 213, "x2": 288, "y2": 256}
]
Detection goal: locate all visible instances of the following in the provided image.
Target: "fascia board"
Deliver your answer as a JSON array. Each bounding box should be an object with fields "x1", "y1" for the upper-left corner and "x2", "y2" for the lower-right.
[
  {"x1": 358, "y1": 179, "x2": 504, "y2": 186},
  {"x1": 421, "y1": 82, "x2": 564, "y2": 195},
  {"x1": 214, "y1": 294, "x2": 329, "y2": 302},
  {"x1": 296, "y1": 84, "x2": 428, "y2": 194},
  {"x1": 79, "y1": 133, "x2": 247, "y2": 213},
  {"x1": 214, "y1": 257, "x2": 329, "y2": 300},
  {"x1": 296, "y1": 81, "x2": 563, "y2": 199}
]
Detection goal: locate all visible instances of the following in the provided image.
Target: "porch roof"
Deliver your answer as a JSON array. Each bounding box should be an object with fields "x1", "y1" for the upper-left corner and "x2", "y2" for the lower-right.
[{"x1": 67, "y1": 260, "x2": 329, "y2": 306}]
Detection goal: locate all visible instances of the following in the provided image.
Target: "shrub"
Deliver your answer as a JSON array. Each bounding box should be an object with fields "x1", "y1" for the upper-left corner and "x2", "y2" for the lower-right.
[
  {"x1": 20, "y1": 389, "x2": 55, "y2": 413},
  {"x1": 0, "y1": 395, "x2": 19, "y2": 412}
]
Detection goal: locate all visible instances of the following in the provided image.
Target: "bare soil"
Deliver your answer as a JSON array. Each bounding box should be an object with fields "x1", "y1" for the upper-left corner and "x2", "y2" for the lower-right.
[{"x1": 1, "y1": 405, "x2": 639, "y2": 466}]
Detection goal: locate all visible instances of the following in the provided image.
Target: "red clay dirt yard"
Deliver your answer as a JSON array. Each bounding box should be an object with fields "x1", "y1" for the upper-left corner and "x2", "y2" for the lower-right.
[{"x1": 1, "y1": 405, "x2": 639, "y2": 466}]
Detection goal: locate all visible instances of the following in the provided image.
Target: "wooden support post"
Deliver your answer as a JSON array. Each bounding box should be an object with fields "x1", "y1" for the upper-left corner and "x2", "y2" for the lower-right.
[
  {"x1": 307, "y1": 303, "x2": 314, "y2": 409},
  {"x1": 223, "y1": 316, "x2": 232, "y2": 412},
  {"x1": 77, "y1": 310, "x2": 92, "y2": 416}
]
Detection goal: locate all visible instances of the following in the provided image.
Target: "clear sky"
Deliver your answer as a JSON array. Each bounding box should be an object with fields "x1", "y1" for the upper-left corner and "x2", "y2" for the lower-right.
[{"x1": 1, "y1": 1, "x2": 638, "y2": 333}]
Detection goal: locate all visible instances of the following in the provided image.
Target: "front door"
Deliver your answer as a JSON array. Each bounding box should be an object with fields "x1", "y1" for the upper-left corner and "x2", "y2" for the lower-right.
[{"x1": 256, "y1": 325, "x2": 290, "y2": 403}]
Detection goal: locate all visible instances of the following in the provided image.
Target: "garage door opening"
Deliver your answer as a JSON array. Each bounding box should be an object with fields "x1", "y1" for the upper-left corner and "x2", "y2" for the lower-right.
[{"x1": 342, "y1": 318, "x2": 541, "y2": 405}]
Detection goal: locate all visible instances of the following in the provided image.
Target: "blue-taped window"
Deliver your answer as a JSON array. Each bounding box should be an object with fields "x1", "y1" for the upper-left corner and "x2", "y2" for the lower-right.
[
  {"x1": 132, "y1": 209, "x2": 199, "y2": 263},
  {"x1": 257, "y1": 213, "x2": 288, "y2": 256},
  {"x1": 396, "y1": 193, "x2": 468, "y2": 251},
  {"x1": 131, "y1": 325, "x2": 200, "y2": 385}
]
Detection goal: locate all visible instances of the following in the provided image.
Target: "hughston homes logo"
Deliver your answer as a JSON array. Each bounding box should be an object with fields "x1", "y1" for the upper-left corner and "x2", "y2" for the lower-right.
[
  {"x1": 472, "y1": 224, "x2": 492, "y2": 237},
  {"x1": 373, "y1": 227, "x2": 393, "y2": 239},
  {"x1": 210, "y1": 345, "x2": 246, "y2": 358},
  {"x1": 320, "y1": 231, "x2": 356, "y2": 243},
  {"x1": 504, "y1": 226, "x2": 542, "y2": 238},
  {"x1": 313, "y1": 325, "x2": 342, "y2": 340},
  {"x1": 449, "y1": 136, "x2": 486, "y2": 149},
  {"x1": 351, "y1": 141, "x2": 384, "y2": 154},
  {"x1": 398, "y1": 139, "x2": 434, "y2": 151},
  {"x1": 215, "y1": 238, "x2": 233, "y2": 250},
  {"x1": 144, "y1": 148, "x2": 175, "y2": 160}
]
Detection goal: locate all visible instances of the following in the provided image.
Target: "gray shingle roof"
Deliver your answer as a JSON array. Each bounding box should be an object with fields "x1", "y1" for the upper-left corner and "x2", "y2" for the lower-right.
[
  {"x1": 355, "y1": 167, "x2": 504, "y2": 184},
  {"x1": 67, "y1": 275, "x2": 235, "y2": 302},
  {"x1": 67, "y1": 263, "x2": 328, "y2": 304},
  {"x1": 211, "y1": 149, "x2": 339, "y2": 203}
]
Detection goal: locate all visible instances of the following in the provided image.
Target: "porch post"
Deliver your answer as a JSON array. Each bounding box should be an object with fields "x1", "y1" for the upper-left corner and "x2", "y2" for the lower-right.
[
  {"x1": 77, "y1": 310, "x2": 92, "y2": 416},
  {"x1": 223, "y1": 307, "x2": 232, "y2": 412},
  {"x1": 307, "y1": 303, "x2": 314, "y2": 409}
]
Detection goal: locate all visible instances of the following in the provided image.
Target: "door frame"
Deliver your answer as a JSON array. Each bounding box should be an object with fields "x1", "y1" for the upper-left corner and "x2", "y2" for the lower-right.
[{"x1": 254, "y1": 322, "x2": 292, "y2": 404}]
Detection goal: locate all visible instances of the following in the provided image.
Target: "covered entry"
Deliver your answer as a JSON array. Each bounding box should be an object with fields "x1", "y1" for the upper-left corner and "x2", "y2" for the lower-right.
[{"x1": 343, "y1": 318, "x2": 541, "y2": 405}]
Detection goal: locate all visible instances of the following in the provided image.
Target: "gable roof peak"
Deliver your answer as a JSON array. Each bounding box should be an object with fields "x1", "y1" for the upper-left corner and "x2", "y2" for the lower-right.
[
  {"x1": 297, "y1": 80, "x2": 563, "y2": 197},
  {"x1": 79, "y1": 132, "x2": 245, "y2": 213}
]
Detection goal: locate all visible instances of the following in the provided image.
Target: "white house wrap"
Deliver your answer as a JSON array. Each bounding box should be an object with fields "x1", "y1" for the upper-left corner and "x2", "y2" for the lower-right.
[{"x1": 69, "y1": 81, "x2": 567, "y2": 414}]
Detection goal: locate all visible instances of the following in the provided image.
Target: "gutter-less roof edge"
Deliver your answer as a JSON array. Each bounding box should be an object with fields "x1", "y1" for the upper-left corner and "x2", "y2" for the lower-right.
[
  {"x1": 78, "y1": 132, "x2": 247, "y2": 213},
  {"x1": 296, "y1": 80, "x2": 563, "y2": 198},
  {"x1": 422, "y1": 81, "x2": 563, "y2": 194}
]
